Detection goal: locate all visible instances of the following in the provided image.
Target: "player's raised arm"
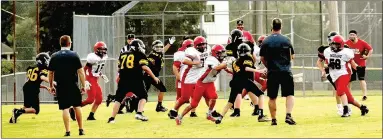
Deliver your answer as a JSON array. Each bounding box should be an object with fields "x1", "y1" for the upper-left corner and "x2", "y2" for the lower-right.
[{"x1": 164, "y1": 36, "x2": 176, "y2": 53}]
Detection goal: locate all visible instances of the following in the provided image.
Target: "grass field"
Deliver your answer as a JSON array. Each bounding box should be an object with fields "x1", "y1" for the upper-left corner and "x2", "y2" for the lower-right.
[{"x1": 2, "y1": 91, "x2": 382, "y2": 138}]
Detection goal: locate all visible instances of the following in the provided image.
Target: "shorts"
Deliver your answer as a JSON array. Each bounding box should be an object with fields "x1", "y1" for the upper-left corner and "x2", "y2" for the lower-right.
[
  {"x1": 22, "y1": 86, "x2": 40, "y2": 114},
  {"x1": 350, "y1": 66, "x2": 366, "y2": 81},
  {"x1": 179, "y1": 83, "x2": 196, "y2": 102},
  {"x1": 228, "y1": 78, "x2": 263, "y2": 104},
  {"x1": 267, "y1": 71, "x2": 294, "y2": 99},
  {"x1": 176, "y1": 80, "x2": 182, "y2": 100},
  {"x1": 190, "y1": 82, "x2": 217, "y2": 108},
  {"x1": 56, "y1": 85, "x2": 82, "y2": 110},
  {"x1": 144, "y1": 75, "x2": 167, "y2": 92},
  {"x1": 115, "y1": 79, "x2": 147, "y2": 103}
]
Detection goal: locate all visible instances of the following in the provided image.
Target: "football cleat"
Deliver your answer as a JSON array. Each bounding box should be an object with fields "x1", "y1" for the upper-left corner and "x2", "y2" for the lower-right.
[
  {"x1": 215, "y1": 116, "x2": 223, "y2": 124},
  {"x1": 107, "y1": 117, "x2": 115, "y2": 124},
  {"x1": 135, "y1": 114, "x2": 148, "y2": 121},
  {"x1": 87, "y1": 116, "x2": 96, "y2": 121},
  {"x1": 175, "y1": 116, "x2": 182, "y2": 125},
  {"x1": 79, "y1": 129, "x2": 85, "y2": 136},
  {"x1": 168, "y1": 110, "x2": 178, "y2": 119},
  {"x1": 285, "y1": 117, "x2": 296, "y2": 125},
  {"x1": 211, "y1": 110, "x2": 222, "y2": 118},
  {"x1": 361, "y1": 105, "x2": 369, "y2": 116},
  {"x1": 258, "y1": 115, "x2": 270, "y2": 122},
  {"x1": 271, "y1": 119, "x2": 277, "y2": 126},
  {"x1": 230, "y1": 112, "x2": 240, "y2": 117},
  {"x1": 156, "y1": 105, "x2": 168, "y2": 112},
  {"x1": 206, "y1": 113, "x2": 216, "y2": 122},
  {"x1": 190, "y1": 112, "x2": 198, "y2": 117},
  {"x1": 362, "y1": 96, "x2": 367, "y2": 101}
]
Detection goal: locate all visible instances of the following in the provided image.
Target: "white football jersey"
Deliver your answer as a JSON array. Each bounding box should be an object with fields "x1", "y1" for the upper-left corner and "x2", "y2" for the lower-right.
[
  {"x1": 324, "y1": 47, "x2": 354, "y2": 82},
  {"x1": 200, "y1": 56, "x2": 221, "y2": 83},
  {"x1": 86, "y1": 53, "x2": 107, "y2": 77},
  {"x1": 252, "y1": 45, "x2": 265, "y2": 69},
  {"x1": 183, "y1": 47, "x2": 208, "y2": 84},
  {"x1": 174, "y1": 51, "x2": 186, "y2": 88}
]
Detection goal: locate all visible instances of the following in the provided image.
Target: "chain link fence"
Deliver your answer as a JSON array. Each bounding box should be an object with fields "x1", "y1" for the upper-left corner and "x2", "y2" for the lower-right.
[{"x1": 2, "y1": 1, "x2": 382, "y2": 104}]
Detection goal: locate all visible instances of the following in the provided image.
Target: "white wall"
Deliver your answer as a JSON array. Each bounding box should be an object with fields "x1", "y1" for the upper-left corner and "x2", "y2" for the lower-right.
[
  {"x1": 202, "y1": 1, "x2": 229, "y2": 45},
  {"x1": 202, "y1": 1, "x2": 229, "y2": 91}
]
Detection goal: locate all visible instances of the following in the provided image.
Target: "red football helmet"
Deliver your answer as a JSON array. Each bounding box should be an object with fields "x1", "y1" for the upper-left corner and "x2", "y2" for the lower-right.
[
  {"x1": 257, "y1": 35, "x2": 267, "y2": 45},
  {"x1": 211, "y1": 44, "x2": 226, "y2": 61},
  {"x1": 94, "y1": 41, "x2": 107, "y2": 57},
  {"x1": 194, "y1": 36, "x2": 207, "y2": 53},
  {"x1": 179, "y1": 39, "x2": 194, "y2": 51},
  {"x1": 330, "y1": 35, "x2": 345, "y2": 52}
]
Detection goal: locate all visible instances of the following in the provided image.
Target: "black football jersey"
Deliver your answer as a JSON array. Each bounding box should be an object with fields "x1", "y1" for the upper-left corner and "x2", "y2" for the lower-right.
[
  {"x1": 147, "y1": 51, "x2": 164, "y2": 76},
  {"x1": 232, "y1": 54, "x2": 255, "y2": 81},
  {"x1": 24, "y1": 65, "x2": 48, "y2": 91},
  {"x1": 118, "y1": 51, "x2": 149, "y2": 81}
]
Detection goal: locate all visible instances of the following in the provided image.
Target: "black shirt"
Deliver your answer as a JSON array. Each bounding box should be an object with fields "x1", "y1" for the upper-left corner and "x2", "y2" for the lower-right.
[
  {"x1": 118, "y1": 51, "x2": 149, "y2": 82},
  {"x1": 147, "y1": 51, "x2": 164, "y2": 77},
  {"x1": 48, "y1": 50, "x2": 83, "y2": 88},
  {"x1": 23, "y1": 65, "x2": 48, "y2": 91},
  {"x1": 232, "y1": 54, "x2": 255, "y2": 81},
  {"x1": 260, "y1": 33, "x2": 294, "y2": 72}
]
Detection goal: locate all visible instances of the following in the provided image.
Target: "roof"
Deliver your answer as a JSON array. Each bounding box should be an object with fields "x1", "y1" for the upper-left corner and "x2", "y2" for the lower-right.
[{"x1": 1, "y1": 43, "x2": 17, "y2": 55}]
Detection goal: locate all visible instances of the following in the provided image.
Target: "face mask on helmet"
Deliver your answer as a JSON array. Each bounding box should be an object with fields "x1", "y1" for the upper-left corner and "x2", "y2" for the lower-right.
[
  {"x1": 237, "y1": 44, "x2": 251, "y2": 57},
  {"x1": 196, "y1": 43, "x2": 207, "y2": 53},
  {"x1": 216, "y1": 50, "x2": 227, "y2": 61},
  {"x1": 330, "y1": 42, "x2": 342, "y2": 52},
  {"x1": 152, "y1": 40, "x2": 164, "y2": 53},
  {"x1": 96, "y1": 47, "x2": 107, "y2": 57}
]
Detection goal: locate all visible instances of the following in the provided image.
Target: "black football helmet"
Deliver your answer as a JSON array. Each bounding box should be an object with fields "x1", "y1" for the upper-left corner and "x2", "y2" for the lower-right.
[
  {"x1": 129, "y1": 39, "x2": 146, "y2": 54},
  {"x1": 327, "y1": 31, "x2": 339, "y2": 45},
  {"x1": 36, "y1": 52, "x2": 50, "y2": 68},
  {"x1": 237, "y1": 43, "x2": 251, "y2": 57},
  {"x1": 230, "y1": 29, "x2": 243, "y2": 44}
]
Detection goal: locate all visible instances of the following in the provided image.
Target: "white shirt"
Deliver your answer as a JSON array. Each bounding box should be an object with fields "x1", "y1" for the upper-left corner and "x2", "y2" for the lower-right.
[
  {"x1": 86, "y1": 53, "x2": 108, "y2": 77},
  {"x1": 324, "y1": 47, "x2": 354, "y2": 82},
  {"x1": 199, "y1": 56, "x2": 221, "y2": 83},
  {"x1": 173, "y1": 51, "x2": 186, "y2": 88},
  {"x1": 182, "y1": 47, "x2": 208, "y2": 84}
]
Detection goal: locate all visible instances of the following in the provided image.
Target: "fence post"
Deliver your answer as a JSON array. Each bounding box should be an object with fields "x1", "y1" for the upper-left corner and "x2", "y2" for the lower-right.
[{"x1": 302, "y1": 59, "x2": 305, "y2": 97}]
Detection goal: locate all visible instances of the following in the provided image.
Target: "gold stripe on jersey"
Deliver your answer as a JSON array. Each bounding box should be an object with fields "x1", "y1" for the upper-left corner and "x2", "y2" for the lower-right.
[{"x1": 139, "y1": 59, "x2": 149, "y2": 65}]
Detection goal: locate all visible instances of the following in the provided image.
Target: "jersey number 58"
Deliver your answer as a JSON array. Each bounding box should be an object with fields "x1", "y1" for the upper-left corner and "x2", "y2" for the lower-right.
[{"x1": 329, "y1": 58, "x2": 341, "y2": 69}]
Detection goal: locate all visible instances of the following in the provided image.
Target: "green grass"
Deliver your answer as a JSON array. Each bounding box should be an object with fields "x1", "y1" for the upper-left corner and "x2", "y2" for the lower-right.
[{"x1": 2, "y1": 92, "x2": 382, "y2": 138}]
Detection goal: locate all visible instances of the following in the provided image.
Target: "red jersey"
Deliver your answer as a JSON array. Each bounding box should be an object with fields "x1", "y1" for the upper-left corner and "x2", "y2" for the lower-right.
[{"x1": 345, "y1": 39, "x2": 372, "y2": 67}]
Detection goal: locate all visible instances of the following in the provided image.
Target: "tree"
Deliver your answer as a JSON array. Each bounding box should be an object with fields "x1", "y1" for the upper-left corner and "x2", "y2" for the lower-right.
[{"x1": 39, "y1": 1, "x2": 130, "y2": 53}]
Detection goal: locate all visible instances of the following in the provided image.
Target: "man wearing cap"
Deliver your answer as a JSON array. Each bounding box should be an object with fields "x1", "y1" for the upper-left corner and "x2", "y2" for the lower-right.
[
  {"x1": 345, "y1": 30, "x2": 373, "y2": 101},
  {"x1": 260, "y1": 18, "x2": 296, "y2": 126}
]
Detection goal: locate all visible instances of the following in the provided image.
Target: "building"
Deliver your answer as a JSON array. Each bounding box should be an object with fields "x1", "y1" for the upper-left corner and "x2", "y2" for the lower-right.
[{"x1": 1, "y1": 43, "x2": 17, "y2": 61}]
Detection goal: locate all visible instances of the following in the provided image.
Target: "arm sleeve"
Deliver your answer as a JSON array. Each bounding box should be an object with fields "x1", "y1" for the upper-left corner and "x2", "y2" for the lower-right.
[
  {"x1": 288, "y1": 39, "x2": 295, "y2": 55},
  {"x1": 47, "y1": 55, "x2": 56, "y2": 71},
  {"x1": 74, "y1": 53, "x2": 83, "y2": 70},
  {"x1": 86, "y1": 54, "x2": 97, "y2": 64},
  {"x1": 363, "y1": 40, "x2": 373, "y2": 50},
  {"x1": 138, "y1": 53, "x2": 149, "y2": 66}
]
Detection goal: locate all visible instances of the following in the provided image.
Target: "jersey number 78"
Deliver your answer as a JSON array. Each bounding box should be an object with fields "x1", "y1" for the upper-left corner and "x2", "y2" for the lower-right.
[{"x1": 120, "y1": 54, "x2": 135, "y2": 69}]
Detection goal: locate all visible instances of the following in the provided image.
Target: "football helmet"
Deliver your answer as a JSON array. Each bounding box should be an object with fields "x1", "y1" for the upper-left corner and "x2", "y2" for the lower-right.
[
  {"x1": 94, "y1": 41, "x2": 107, "y2": 57},
  {"x1": 211, "y1": 44, "x2": 226, "y2": 62}
]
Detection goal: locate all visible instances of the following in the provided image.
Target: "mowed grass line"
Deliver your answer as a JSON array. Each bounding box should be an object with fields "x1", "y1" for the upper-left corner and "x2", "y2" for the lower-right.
[{"x1": 2, "y1": 95, "x2": 382, "y2": 138}]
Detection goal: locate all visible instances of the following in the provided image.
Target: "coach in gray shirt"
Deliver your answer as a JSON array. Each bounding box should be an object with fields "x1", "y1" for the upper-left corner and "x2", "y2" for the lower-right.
[{"x1": 260, "y1": 18, "x2": 296, "y2": 126}]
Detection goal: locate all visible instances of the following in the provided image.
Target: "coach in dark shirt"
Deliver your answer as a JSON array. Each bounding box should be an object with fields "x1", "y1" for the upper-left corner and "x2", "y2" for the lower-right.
[
  {"x1": 260, "y1": 18, "x2": 296, "y2": 126},
  {"x1": 48, "y1": 35, "x2": 86, "y2": 136}
]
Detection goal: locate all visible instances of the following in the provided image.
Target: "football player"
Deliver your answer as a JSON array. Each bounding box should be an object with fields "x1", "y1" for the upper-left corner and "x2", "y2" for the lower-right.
[
  {"x1": 175, "y1": 44, "x2": 229, "y2": 125},
  {"x1": 168, "y1": 36, "x2": 209, "y2": 119},
  {"x1": 107, "y1": 39, "x2": 159, "y2": 123},
  {"x1": 323, "y1": 35, "x2": 369, "y2": 117},
  {"x1": 10, "y1": 53, "x2": 54, "y2": 123},
  {"x1": 142, "y1": 37, "x2": 175, "y2": 112},
  {"x1": 317, "y1": 31, "x2": 346, "y2": 115},
  {"x1": 215, "y1": 43, "x2": 268, "y2": 124},
  {"x1": 76, "y1": 41, "x2": 109, "y2": 121}
]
